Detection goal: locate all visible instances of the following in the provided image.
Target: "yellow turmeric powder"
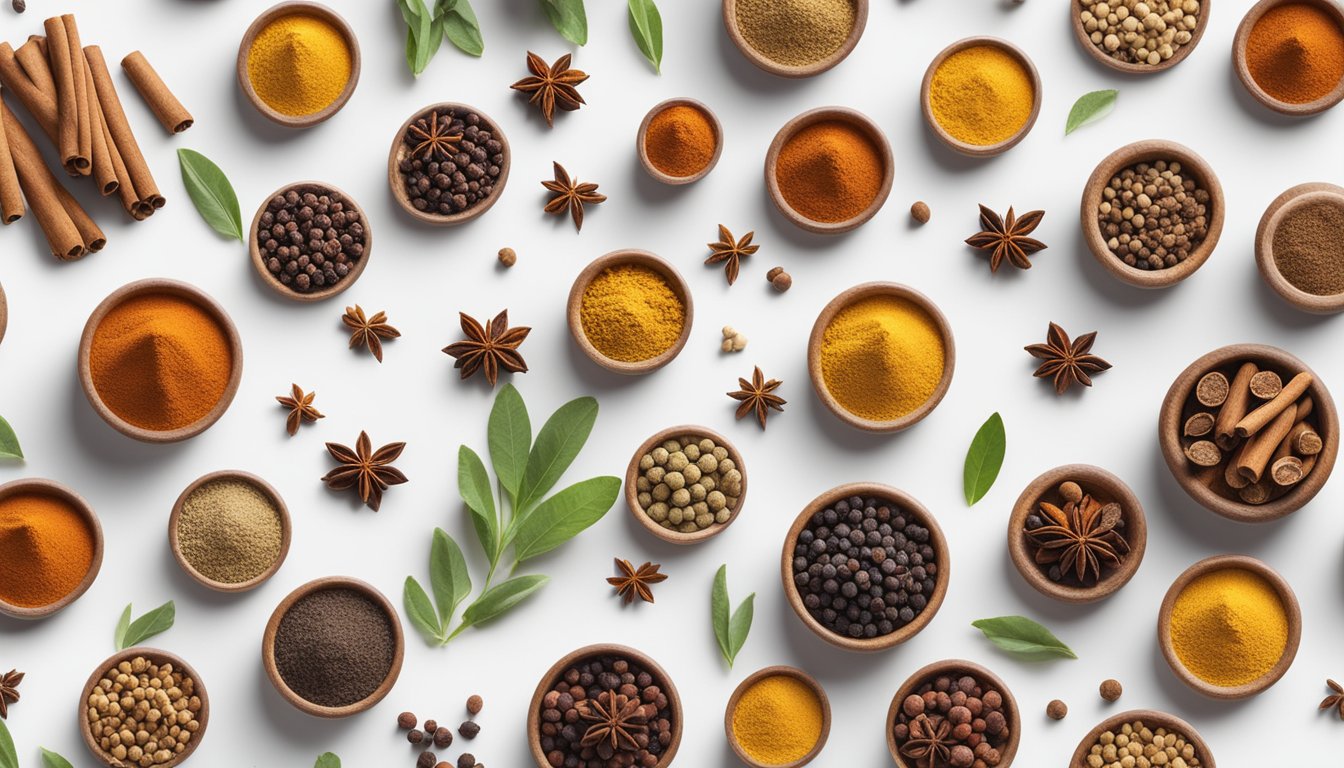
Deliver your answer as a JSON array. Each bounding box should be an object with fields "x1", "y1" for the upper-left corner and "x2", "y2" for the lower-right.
[
  {"x1": 819, "y1": 295, "x2": 945, "y2": 422},
  {"x1": 731, "y1": 674, "x2": 823, "y2": 765},
  {"x1": 579, "y1": 265, "x2": 685, "y2": 362},
  {"x1": 929, "y1": 45, "x2": 1034, "y2": 146},
  {"x1": 247, "y1": 13, "x2": 352, "y2": 117},
  {"x1": 1170, "y1": 568, "x2": 1288, "y2": 688}
]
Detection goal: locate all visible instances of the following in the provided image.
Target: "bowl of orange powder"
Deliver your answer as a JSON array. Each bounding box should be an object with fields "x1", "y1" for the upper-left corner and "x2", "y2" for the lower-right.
[
  {"x1": 0, "y1": 478, "x2": 103, "y2": 620},
  {"x1": 637, "y1": 98, "x2": 724, "y2": 185},
  {"x1": 765, "y1": 107, "x2": 893, "y2": 234},
  {"x1": 1234, "y1": 0, "x2": 1344, "y2": 116}
]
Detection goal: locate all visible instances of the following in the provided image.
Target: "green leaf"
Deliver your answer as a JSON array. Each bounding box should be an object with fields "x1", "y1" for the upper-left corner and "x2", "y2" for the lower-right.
[
  {"x1": 0, "y1": 720, "x2": 16, "y2": 768},
  {"x1": 403, "y1": 576, "x2": 444, "y2": 645},
  {"x1": 540, "y1": 0, "x2": 588, "y2": 46},
  {"x1": 488, "y1": 384, "x2": 531, "y2": 502},
  {"x1": 963, "y1": 412, "x2": 1006, "y2": 506},
  {"x1": 40, "y1": 748, "x2": 75, "y2": 768},
  {"x1": 728, "y1": 593, "x2": 755, "y2": 662},
  {"x1": 458, "y1": 446, "x2": 498, "y2": 562},
  {"x1": 711, "y1": 565, "x2": 731, "y2": 660},
  {"x1": 430, "y1": 528, "x2": 471, "y2": 625},
  {"x1": 972, "y1": 616, "x2": 1077, "y2": 659},
  {"x1": 439, "y1": 0, "x2": 484, "y2": 56},
  {"x1": 315, "y1": 752, "x2": 341, "y2": 768},
  {"x1": 113, "y1": 603, "x2": 131, "y2": 650},
  {"x1": 511, "y1": 476, "x2": 619, "y2": 563},
  {"x1": 399, "y1": 0, "x2": 436, "y2": 75},
  {"x1": 1065, "y1": 89, "x2": 1118, "y2": 135},
  {"x1": 517, "y1": 397, "x2": 598, "y2": 514},
  {"x1": 461, "y1": 574, "x2": 549, "y2": 628},
  {"x1": 627, "y1": 0, "x2": 662, "y2": 73},
  {"x1": 176, "y1": 149, "x2": 242, "y2": 241},
  {"x1": 119, "y1": 600, "x2": 175, "y2": 649},
  {"x1": 0, "y1": 416, "x2": 22, "y2": 460}
]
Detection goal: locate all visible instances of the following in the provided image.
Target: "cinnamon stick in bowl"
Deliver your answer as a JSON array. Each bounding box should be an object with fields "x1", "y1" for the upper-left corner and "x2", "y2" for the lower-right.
[{"x1": 121, "y1": 51, "x2": 192, "y2": 134}]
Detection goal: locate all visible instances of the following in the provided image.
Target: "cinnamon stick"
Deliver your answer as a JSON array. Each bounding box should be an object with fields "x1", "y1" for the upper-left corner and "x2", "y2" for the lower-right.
[
  {"x1": 0, "y1": 43, "x2": 57, "y2": 140},
  {"x1": 0, "y1": 88, "x2": 24, "y2": 223},
  {"x1": 1, "y1": 100, "x2": 83, "y2": 258},
  {"x1": 1214, "y1": 362, "x2": 1257, "y2": 449},
  {"x1": 1223, "y1": 443, "x2": 1251, "y2": 489},
  {"x1": 60, "y1": 16, "x2": 92, "y2": 176},
  {"x1": 28, "y1": 35, "x2": 47, "y2": 59},
  {"x1": 1291, "y1": 421, "x2": 1323, "y2": 456},
  {"x1": 14, "y1": 39, "x2": 56, "y2": 97},
  {"x1": 1235, "y1": 372, "x2": 1313, "y2": 438},
  {"x1": 81, "y1": 55, "x2": 116, "y2": 195},
  {"x1": 1237, "y1": 397, "x2": 1310, "y2": 482},
  {"x1": 42, "y1": 17, "x2": 84, "y2": 175},
  {"x1": 120, "y1": 51, "x2": 192, "y2": 134},
  {"x1": 85, "y1": 46, "x2": 161, "y2": 217}
]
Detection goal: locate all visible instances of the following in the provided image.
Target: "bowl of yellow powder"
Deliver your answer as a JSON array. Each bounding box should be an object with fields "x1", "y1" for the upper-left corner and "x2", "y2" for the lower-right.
[
  {"x1": 169, "y1": 471, "x2": 291, "y2": 593},
  {"x1": 765, "y1": 107, "x2": 893, "y2": 234},
  {"x1": 808, "y1": 282, "x2": 954, "y2": 433},
  {"x1": 568, "y1": 250, "x2": 693, "y2": 375},
  {"x1": 726, "y1": 666, "x2": 830, "y2": 768},
  {"x1": 0, "y1": 478, "x2": 103, "y2": 620},
  {"x1": 723, "y1": 0, "x2": 869, "y2": 78},
  {"x1": 1159, "y1": 554, "x2": 1301, "y2": 699},
  {"x1": 1070, "y1": 710, "x2": 1215, "y2": 768},
  {"x1": 237, "y1": 1, "x2": 360, "y2": 128},
  {"x1": 921, "y1": 37, "x2": 1041, "y2": 157}
]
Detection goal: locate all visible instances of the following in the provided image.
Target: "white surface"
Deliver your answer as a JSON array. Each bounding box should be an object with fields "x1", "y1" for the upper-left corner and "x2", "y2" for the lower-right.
[{"x1": 1, "y1": 0, "x2": 1343, "y2": 765}]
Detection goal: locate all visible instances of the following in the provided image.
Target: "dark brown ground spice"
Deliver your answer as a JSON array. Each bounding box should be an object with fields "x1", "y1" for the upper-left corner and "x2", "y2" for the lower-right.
[
  {"x1": 1273, "y1": 199, "x2": 1344, "y2": 296},
  {"x1": 274, "y1": 588, "x2": 394, "y2": 708}
]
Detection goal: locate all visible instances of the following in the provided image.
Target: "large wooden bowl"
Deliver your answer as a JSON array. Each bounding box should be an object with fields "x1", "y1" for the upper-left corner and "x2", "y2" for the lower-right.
[
  {"x1": 1071, "y1": 0, "x2": 1212, "y2": 74},
  {"x1": 1255, "y1": 182, "x2": 1344, "y2": 313},
  {"x1": 248, "y1": 181, "x2": 372, "y2": 302},
  {"x1": 567, "y1": 250, "x2": 693, "y2": 375},
  {"x1": 80, "y1": 647, "x2": 209, "y2": 768},
  {"x1": 725, "y1": 666, "x2": 830, "y2": 768},
  {"x1": 636, "y1": 98, "x2": 724, "y2": 185},
  {"x1": 721, "y1": 0, "x2": 869, "y2": 78},
  {"x1": 886, "y1": 659, "x2": 1020, "y2": 768},
  {"x1": 387, "y1": 102, "x2": 511, "y2": 227},
  {"x1": 0, "y1": 478, "x2": 103, "y2": 620},
  {"x1": 1069, "y1": 710, "x2": 1216, "y2": 768},
  {"x1": 625, "y1": 425, "x2": 747, "y2": 545},
  {"x1": 236, "y1": 1, "x2": 361, "y2": 128},
  {"x1": 764, "y1": 107, "x2": 893, "y2": 234},
  {"x1": 920, "y1": 37, "x2": 1041, "y2": 157},
  {"x1": 168, "y1": 470, "x2": 292, "y2": 593},
  {"x1": 1233, "y1": 0, "x2": 1344, "y2": 116}
]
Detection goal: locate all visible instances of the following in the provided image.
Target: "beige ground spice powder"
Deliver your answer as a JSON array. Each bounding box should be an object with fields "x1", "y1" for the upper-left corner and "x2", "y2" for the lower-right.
[
  {"x1": 735, "y1": 0, "x2": 856, "y2": 67},
  {"x1": 1273, "y1": 199, "x2": 1344, "y2": 296},
  {"x1": 177, "y1": 478, "x2": 283, "y2": 584}
]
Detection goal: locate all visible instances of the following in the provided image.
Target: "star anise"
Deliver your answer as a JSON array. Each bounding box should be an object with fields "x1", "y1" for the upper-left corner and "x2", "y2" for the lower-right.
[
  {"x1": 0, "y1": 669, "x2": 22, "y2": 719},
  {"x1": 342, "y1": 305, "x2": 400, "y2": 363},
  {"x1": 1321, "y1": 679, "x2": 1344, "y2": 720},
  {"x1": 728, "y1": 366, "x2": 786, "y2": 430},
  {"x1": 1026, "y1": 494, "x2": 1129, "y2": 584},
  {"x1": 321, "y1": 431, "x2": 407, "y2": 512},
  {"x1": 275, "y1": 384, "x2": 324, "y2": 436},
  {"x1": 607, "y1": 559, "x2": 667, "y2": 605},
  {"x1": 899, "y1": 714, "x2": 952, "y2": 768},
  {"x1": 442, "y1": 309, "x2": 530, "y2": 387},
  {"x1": 706, "y1": 225, "x2": 759, "y2": 285},
  {"x1": 406, "y1": 111, "x2": 463, "y2": 161},
  {"x1": 510, "y1": 51, "x2": 588, "y2": 127},
  {"x1": 577, "y1": 689, "x2": 648, "y2": 753},
  {"x1": 964, "y1": 205, "x2": 1047, "y2": 272},
  {"x1": 1025, "y1": 322, "x2": 1112, "y2": 395},
  {"x1": 542, "y1": 162, "x2": 606, "y2": 231}
]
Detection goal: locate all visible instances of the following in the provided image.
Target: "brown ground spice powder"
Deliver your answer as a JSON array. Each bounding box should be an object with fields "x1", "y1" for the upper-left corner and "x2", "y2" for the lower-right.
[
  {"x1": 1273, "y1": 199, "x2": 1344, "y2": 295},
  {"x1": 735, "y1": 0, "x2": 856, "y2": 67}
]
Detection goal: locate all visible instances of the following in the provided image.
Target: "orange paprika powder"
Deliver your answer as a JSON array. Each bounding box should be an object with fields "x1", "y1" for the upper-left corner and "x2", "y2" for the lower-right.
[
  {"x1": 0, "y1": 492, "x2": 95, "y2": 608},
  {"x1": 1246, "y1": 3, "x2": 1344, "y2": 104},
  {"x1": 644, "y1": 104, "x2": 717, "y2": 178},
  {"x1": 774, "y1": 120, "x2": 884, "y2": 223}
]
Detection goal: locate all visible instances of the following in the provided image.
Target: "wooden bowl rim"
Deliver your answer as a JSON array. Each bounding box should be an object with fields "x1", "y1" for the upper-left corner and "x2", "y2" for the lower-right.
[
  {"x1": 77, "y1": 279, "x2": 244, "y2": 443},
  {"x1": 919, "y1": 36, "x2": 1042, "y2": 157},
  {"x1": 1070, "y1": 0, "x2": 1213, "y2": 74},
  {"x1": 1079, "y1": 139, "x2": 1225, "y2": 289},
  {"x1": 1068, "y1": 709, "x2": 1216, "y2": 768},
  {"x1": 167, "y1": 470, "x2": 292, "y2": 593},
  {"x1": 885, "y1": 658, "x2": 1021, "y2": 768},
  {"x1": 780, "y1": 483, "x2": 951, "y2": 652},
  {"x1": 386, "y1": 101, "x2": 512, "y2": 227},
  {"x1": 235, "y1": 1, "x2": 361, "y2": 128},
  {"x1": 79, "y1": 647, "x2": 210, "y2": 768},
  {"x1": 1233, "y1": 0, "x2": 1344, "y2": 116},
  {"x1": 566, "y1": 250, "x2": 694, "y2": 375},
  {"x1": 260, "y1": 576, "x2": 404, "y2": 717},
  {"x1": 0, "y1": 478, "x2": 103, "y2": 619},
  {"x1": 806, "y1": 282, "x2": 956, "y2": 433},
  {"x1": 635, "y1": 98, "x2": 724, "y2": 185},
  {"x1": 764, "y1": 106, "x2": 894, "y2": 234},
  {"x1": 1156, "y1": 554, "x2": 1302, "y2": 699},
  {"x1": 1157, "y1": 343, "x2": 1339, "y2": 522},
  {"x1": 724, "y1": 665, "x2": 831, "y2": 768},
  {"x1": 1254, "y1": 182, "x2": 1344, "y2": 312},
  {"x1": 0, "y1": 280, "x2": 7, "y2": 349},
  {"x1": 720, "y1": 0, "x2": 870, "y2": 78},
  {"x1": 624, "y1": 424, "x2": 748, "y2": 545},
  {"x1": 247, "y1": 180, "x2": 373, "y2": 302}
]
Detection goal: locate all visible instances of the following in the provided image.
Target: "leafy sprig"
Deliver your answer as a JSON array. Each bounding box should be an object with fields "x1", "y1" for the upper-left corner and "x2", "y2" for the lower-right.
[
  {"x1": 114, "y1": 601, "x2": 176, "y2": 650},
  {"x1": 711, "y1": 565, "x2": 754, "y2": 667},
  {"x1": 400, "y1": 0, "x2": 483, "y2": 76}
]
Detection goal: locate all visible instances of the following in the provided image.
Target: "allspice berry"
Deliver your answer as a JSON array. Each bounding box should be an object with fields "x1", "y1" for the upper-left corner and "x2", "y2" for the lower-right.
[
  {"x1": 418, "y1": 753, "x2": 438, "y2": 768},
  {"x1": 498, "y1": 247, "x2": 516, "y2": 267},
  {"x1": 1100, "y1": 679, "x2": 1122, "y2": 702},
  {"x1": 408, "y1": 729, "x2": 425, "y2": 745},
  {"x1": 1046, "y1": 699, "x2": 1068, "y2": 720},
  {"x1": 766, "y1": 266, "x2": 792, "y2": 292},
  {"x1": 458, "y1": 754, "x2": 477, "y2": 768},
  {"x1": 911, "y1": 201, "x2": 931, "y2": 224},
  {"x1": 459, "y1": 720, "x2": 481, "y2": 739},
  {"x1": 467, "y1": 694, "x2": 484, "y2": 714},
  {"x1": 433, "y1": 726, "x2": 453, "y2": 748},
  {"x1": 398, "y1": 711, "x2": 418, "y2": 730},
  {"x1": 13, "y1": 0, "x2": 26, "y2": 12},
  {"x1": 424, "y1": 719, "x2": 438, "y2": 733}
]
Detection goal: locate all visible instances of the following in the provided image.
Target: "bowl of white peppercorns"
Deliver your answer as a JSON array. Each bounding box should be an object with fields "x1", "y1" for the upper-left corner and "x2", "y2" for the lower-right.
[
  {"x1": 625, "y1": 425, "x2": 747, "y2": 545},
  {"x1": 80, "y1": 648, "x2": 208, "y2": 768},
  {"x1": 1072, "y1": 0, "x2": 1211, "y2": 74}
]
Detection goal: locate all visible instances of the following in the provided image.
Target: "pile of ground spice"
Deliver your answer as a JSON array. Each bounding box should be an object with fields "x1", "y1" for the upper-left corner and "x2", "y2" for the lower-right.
[
  {"x1": 176, "y1": 478, "x2": 283, "y2": 585},
  {"x1": 1273, "y1": 198, "x2": 1344, "y2": 296},
  {"x1": 247, "y1": 12, "x2": 352, "y2": 117},
  {"x1": 0, "y1": 491, "x2": 96, "y2": 608},
  {"x1": 1169, "y1": 568, "x2": 1288, "y2": 688},
  {"x1": 819, "y1": 295, "x2": 946, "y2": 422},
  {"x1": 775, "y1": 120, "x2": 883, "y2": 223},
  {"x1": 928, "y1": 45, "x2": 1034, "y2": 146},
  {"x1": 735, "y1": 0, "x2": 856, "y2": 67},
  {"x1": 579, "y1": 264, "x2": 685, "y2": 363},
  {"x1": 274, "y1": 587, "x2": 395, "y2": 708},
  {"x1": 644, "y1": 104, "x2": 716, "y2": 178},
  {"x1": 1246, "y1": 3, "x2": 1344, "y2": 104}
]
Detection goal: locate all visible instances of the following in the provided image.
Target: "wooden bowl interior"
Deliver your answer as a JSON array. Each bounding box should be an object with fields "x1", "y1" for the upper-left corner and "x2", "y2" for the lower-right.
[
  {"x1": 724, "y1": 666, "x2": 831, "y2": 768},
  {"x1": 720, "y1": 0, "x2": 870, "y2": 78},
  {"x1": 566, "y1": 250, "x2": 694, "y2": 375},
  {"x1": 79, "y1": 647, "x2": 210, "y2": 768},
  {"x1": 1233, "y1": 0, "x2": 1344, "y2": 116},
  {"x1": 625, "y1": 425, "x2": 748, "y2": 544},
  {"x1": 764, "y1": 107, "x2": 894, "y2": 234},
  {"x1": 386, "y1": 101, "x2": 511, "y2": 227},
  {"x1": 168, "y1": 470, "x2": 292, "y2": 593},
  {"x1": 0, "y1": 478, "x2": 103, "y2": 620},
  {"x1": 1254, "y1": 182, "x2": 1344, "y2": 313},
  {"x1": 248, "y1": 181, "x2": 372, "y2": 302},
  {"x1": 636, "y1": 98, "x2": 724, "y2": 185},
  {"x1": 1070, "y1": 0, "x2": 1212, "y2": 73},
  {"x1": 1069, "y1": 710, "x2": 1216, "y2": 768},
  {"x1": 236, "y1": 1, "x2": 361, "y2": 128},
  {"x1": 919, "y1": 36, "x2": 1042, "y2": 157},
  {"x1": 885, "y1": 659, "x2": 1021, "y2": 768}
]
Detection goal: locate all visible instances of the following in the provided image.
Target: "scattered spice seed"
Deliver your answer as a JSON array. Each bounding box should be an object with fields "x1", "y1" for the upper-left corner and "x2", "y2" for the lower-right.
[
  {"x1": 1321, "y1": 679, "x2": 1344, "y2": 719},
  {"x1": 1100, "y1": 678, "x2": 1123, "y2": 701},
  {"x1": 417, "y1": 753, "x2": 437, "y2": 768},
  {"x1": 541, "y1": 162, "x2": 606, "y2": 231},
  {"x1": 911, "y1": 200, "x2": 931, "y2": 224},
  {"x1": 12, "y1": 0, "x2": 24, "y2": 13},
  {"x1": 965, "y1": 204, "x2": 1047, "y2": 272},
  {"x1": 607, "y1": 558, "x2": 667, "y2": 604},
  {"x1": 434, "y1": 726, "x2": 454, "y2": 747},
  {"x1": 457, "y1": 754, "x2": 478, "y2": 768},
  {"x1": 497, "y1": 247, "x2": 516, "y2": 267},
  {"x1": 728, "y1": 366, "x2": 786, "y2": 430},
  {"x1": 398, "y1": 711, "x2": 417, "y2": 729},
  {"x1": 408, "y1": 729, "x2": 425, "y2": 745},
  {"x1": 424, "y1": 719, "x2": 438, "y2": 733},
  {"x1": 509, "y1": 51, "x2": 588, "y2": 127},
  {"x1": 721, "y1": 326, "x2": 747, "y2": 353},
  {"x1": 441, "y1": 310, "x2": 530, "y2": 387},
  {"x1": 766, "y1": 266, "x2": 792, "y2": 292},
  {"x1": 458, "y1": 721, "x2": 480, "y2": 739},
  {"x1": 342, "y1": 305, "x2": 400, "y2": 362},
  {"x1": 467, "y1": 694, "x2": 483, "y2": 715},
  {"x1": 320, "y1": 431, "x2": 408, "y2": 512},
  {"x1": 706, "y1": 225, "x2": 759, "y2": 285},
  {"x1": 275, "y1": 384, "x2": 323, "y2": 436},
  {"x1": 0, "y1": 668, "x2": 21, "y2": 718},
  {"x1": 1046, "y1": 699, "x2": 1067, "y2": 720},
  {"x1": 1025, "y1": 322, "x2": 1112, "y2": 395}
]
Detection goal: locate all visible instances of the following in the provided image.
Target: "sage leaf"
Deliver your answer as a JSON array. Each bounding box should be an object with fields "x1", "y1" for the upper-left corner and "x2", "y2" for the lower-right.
[
  {"x1": 0, "y1": 416, "x2": 22, "y2": 460},
  {"x1": 458, "y1": 446, "x2": 498, "y2": 562},
  {"x1": 517, "y1": 397, "x2": 598, "y2": 514},
  {"x1": 40, "y1": 748, "x2": 75, "y2": 768},
  {"x1": 461, "y1": 574, "x2": 549, "y2": 628},
  {"x1": 0, "y1": 720, "x2": 16, "y2": 768},
  {"x1": 712, "y1": 565, "x2": 754, "y2": 667},
  {"x1": 1065, "y1": 89, "x2": 1118, "y2": 135},
  {"x1": 963, "y1": 412, "x2": 1006, "y2": 506},
  {"x1": 176, "y1": 149, "x2": 242, "y2": 241},
  {"x1": 118, "y1": 601, "x2": 175, "y2": 650},
  {"x1": 399, "y1": 0, "x2": 435, "y2": 75},
  {"x1": 438, "y1": 0, "x2": 484, "y2": 56},
  {"x1": 488, "y1": 384, "x2": 531, "y2": 502},
  {"x1": 403, "y1": 576, "x2": 444, "y2": 644},
  {"x1": 540, "y1": 0, "x2": 587, "y2": 46},
  {"x1": 430, "y1": 528, "x2": 471, "y2": 625},
  {"x1": 315, "y1": 753, "x2": 341, "y2": 768},
  {"x1": 113, "y1": 603, "x2": 131, "y2": 650},
  {"x1": 627, "y1": 0, "x2": 663, "y2": 73},
  {"x1": 511, "y1": 476, "x2": 619, "y2": 563},
  {"x1": 972, "y1": 616, "x2": 1077, "y2": 659}
]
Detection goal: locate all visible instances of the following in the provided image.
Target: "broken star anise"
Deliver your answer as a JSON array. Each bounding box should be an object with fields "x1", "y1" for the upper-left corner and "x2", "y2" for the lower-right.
[
  {"x1": 275, "y1": 384, "x2": 324, "y2": 436},
  {"x1": 705, "y1": 225, "x2": 759, "y2": 285},
  {"x1": 542, "y1": 162, "x2": 606, "y2": 231},
  {"x1": 343, "y1": 305, "x2": 400, "y2": 363},
  {"x1": 0, "y1": 668, "x2": 22, "y2": 719},
  {"x1": 728, "y1": 366, "x2": 786, "y2": 430},
  {"x1": 442, "y1": 309, "x2": 530, "y2": 387},
  {"x1": 577, "y1": 689, "x2": 649, "y2": 753},
  {"x1": 607, "y1": 559, "x2": 667, "y2": 605},
  {"x1": 899, "y1": 713, "x2": 952, "y2": 768},
  {"x1": 321, "y1": 431, "x2": 407, "y2": 512},
  {"x1": 1025, "y1": 322, "x2": 1112, "y2": 395},
  {"x1": 1026, "y1": 494, "x2": 1129, "y2": 585},
  {"x1": 407, "y1": 111, "x2": 463, "y2": 161},
  {"x1": 1321, "y1": 679, "x2": 1344, "y2": 720},
  {"x1": 965, "y1": 205, "x2": 1047, "y2": 272},
  {"x1": 510, "y1": 51, "x2": 588, "y2": 127}
]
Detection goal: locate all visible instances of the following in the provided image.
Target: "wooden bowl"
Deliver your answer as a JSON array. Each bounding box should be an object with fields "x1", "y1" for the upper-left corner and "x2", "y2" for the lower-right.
[
  {"x1": 1069, "y1": 710, "x2": 1216, "y2": 768},
  {"x1": 567, "y1": 250, "x2": 693, "y2": 375},
  {"x1": 0, "y1": 478, "x2": 103, "y2": 620},
  {"x1": 1158, "y1": 343, "x2": 1339, "y2": 522},
  {"x1": 764, "y1": 107, "x2": 893, "y2": 234},
  {"x1": 781, "y1": 483, "x2": 950, "y2": 652},
  {"x1": 248, "y1": 181, "x2": 372, "y2": 302},
  {"x1": 0, "y1": 280, "x2": 7, "y2": 348},
  {"x1": 1234, "y1": 0, "x2": 1344, "y2": 115},
  {"x1": 721, "y1": 0, "x2": 869, "y2": 78},
  {"x1": 886, "y1": 659, "x2": 1020, "y2": 768},
  {"x1": 725, "y1": 666, "x2": 831, "y2": 768},
  {"x1": 1157, "y1": 554, "x2": 1301, "y2": 699},
  {"x1": 1071, "y1": 0, "x2": 1212, "y2": 74},
  {"x1": 1255, "y1": 182, "x2": 1344, "y2": 312},
  {"x1": 79, "y1": 647, "x2": 210, "y2": 768},
  {"x1": 807, "y1": 282, "x2": 955, "y2": 433},
  {"x1": 636, "y1": 98, "x2": 724, "y2": 185},
  {"x1": 527, "y1": 643, "x2": 683, "y2": 768},
  {"x1": 625, "y1": 425, "x2": 748, "y2": 545},
  {"x1": 168, "y1": 470, "x2": 292, "y2": 593},
  {"x1": 387, "y1": 102, "x2": 511, "y2": 227},
  {"x1": 261, "y1": 576, "x2": 404, "y2": 717},
  {"x1": 920, "y1": 37, "x2": 1042, "y2": 157},
  {"x1": 236, "y1": 1, "x2": 361, "y2": 128},
  {"x1": 1080, "y1": 139, "x2": 1225, "y2": 289},
  {"x1": 77, "y1": 279, "x2": 243, "y2": 443},
  {"x1": 1007, "y1": 464, "x2": 1148, "y2": 604}
]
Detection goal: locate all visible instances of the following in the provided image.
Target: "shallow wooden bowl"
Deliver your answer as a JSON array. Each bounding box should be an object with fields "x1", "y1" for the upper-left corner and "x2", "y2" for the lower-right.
[
  {"x1": 261, "y1": 576, "x2": 404, "y2": 717},
  {"x1": 1080, "y1": 139, "x2": 1225, "y2": 289},
  {"x1": 1255, "y1": 182, "x2": 1344, "y2": 312},
  {"x1": 1158, "y1": 343, "x2": 1339, "y2": 522},
  {"x1": 387, "y1": 102, "x2": 511, "y2": 227},
  {"x1": 725, "y1": 666, "x2": 831, "y2": 768},
  {"x1": 1071, "y1": 0, "x2": 1212, "y2": 74},
  {"x1": 1234, "y1": 0, "x2": 1344, "y2": 115},
  {"x1": 236, "y1": 1, "x2": 361, "y2": 128},
  {"x1": 781, "y1": 483, "x2": 950, "y2": 652},
  {"x1": 0, "y1": 280, "x2": 7, "y2": 348},
  {"x1": 527, "y1": 643, "x2": 683, "y2": 768},
  {"x1": 764, "y1": 107, "x2": 893, "y2": 234},
  {"x1": 0, "y1": 478, "x2": 103, "y2": 620},
  {"x1": 567, "y1": 250, "x2": 694, "y2": 375},
  {"x1": 1069, "y1": 710, "x2": 1216, "y2": 768},
  {"x1": 1008, "y1": 464, "x2": 1147, "y2": 604},
  {"x1": 806, "y1": 282, "x2": 955, "y2": 433},
  {"x1": 920, "y1": 37, "x2": 1042, "y2": 157},
  {"x1": 248, "y1": 181, "x2": 372, "y2": 302},
  {"x1": 80, "y1": 647, "x2": 210, "y2": 768},
  {"x1": 1157, "y1": 554, "x2": 1301, "y2": 699},
  {"x1": 721, "y1": 0, "x2": 869, "y2": 78},
  {"x1": 886, "y1": 659, "x2": 1020, "y2": 768},
  {"x1": 77, "y1": 279, "x2": 244, "y2": 443},
  {"x1": 636, "y1": 98, "x2": 724, "y2": 185},
  {"x1": 168, "y1": 470, "x2": 292, "y2": 593},
  {"x1": 625, "y1": 425, "x2": 748, "y2": 545}
]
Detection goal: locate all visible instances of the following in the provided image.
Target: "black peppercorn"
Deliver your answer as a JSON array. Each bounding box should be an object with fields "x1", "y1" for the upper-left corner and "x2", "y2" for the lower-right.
[
  {"x1": 398, "y1": 711, "x2": 417, "y2": 730},
  {"x1": 399, "y1": 107, "x2": 504, "y2": 218},
  {"x1": 458, "y1": 720, "x2": 480, "y2": 739},
  {"x1": 255, "y1": 184, "x2": 367, "y2": 295}
]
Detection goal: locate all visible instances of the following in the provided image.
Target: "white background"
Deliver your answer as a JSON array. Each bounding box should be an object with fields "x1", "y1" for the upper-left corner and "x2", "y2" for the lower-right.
[{"x1": 1, "y1": 0, "x2": 1343, "y2": 765}]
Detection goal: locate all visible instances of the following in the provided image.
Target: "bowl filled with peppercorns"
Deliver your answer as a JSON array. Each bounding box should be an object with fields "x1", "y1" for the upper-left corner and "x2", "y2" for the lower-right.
[
  {"x1": 1070, "y1": 709, "x2": 1215, "y2": 768},
  {"x1": 886, "y1": 659, "x2": 1020, "y2": 768},
  {"x1": 79, "y1": 648, "x2": 209, "y2": 768},
  {"x1": 781, "y1": 483, "x2": 950, "y2": 652},
  {"x1": 1071, "y1": 0, "x2": 1212, "y2": 75},
  {"x1": 249, "y1": 182, "x2": 372, "y2": 302},
  {"x1": 388, "y1": 102, "x2": 510, "y2": 226},
  {"x1": 625, "y1": 425, "x2": 748, "y2": 545}
]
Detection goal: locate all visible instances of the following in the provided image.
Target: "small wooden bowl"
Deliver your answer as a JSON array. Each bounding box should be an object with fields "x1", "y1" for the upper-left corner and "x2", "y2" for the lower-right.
[
  {"x1": 1070, "y1": 710, "x2": 1216, "y2": 768},
  {"x1": 248, "y1": 181, "x2": 372, "y2": 302},
  {"x1": 77, "y1": 279, "x2": 243, "y2": 443},
  {"x1": 625, "y1": 425, "x2": 748, "y2": 545},
  {"x1": 1234, "y1": 0, "x2": 1344, "y2": 115},
  {"x1": 807, "y1": 282, "x2": 955, "y2": 433},
  {"x1": 765, "y1": 107, "x2": 892, "y2": 234},
  {"x1": 1158, "y1": 343, "x2": 1339, "y2": 522},
  {"x1": 1008, "y1": 464, "x2": 1148, "y2": 604},
  {"x1": 782, "y1": 483, "x2": 950, "y2": 652},
  {"x1": 725, "y1": 666, "x2": 831, "y2": 768},
  {"x1": 0, "y1": 280, "x2": 7, "y2": 348},
  {"x1": 527, "y1": 643, "x2": 683, "y2": 768},
  {"x1": 920, "y1": 37, "x2": 1042, "y2": 157},
  {"x1": 261, "y1": 576, "x2": 404, "y2": 717},
  {"x1": 0, "y1": 478, "x2": 103, "y2": 620},
  {"x1": 80, "y1": 647, "x2": 210, "y2": 768},
  {"x1": 567, "y1": 250, "x2": 694, "y2": 375},
  {"x1": 1255, "y1": 182, "x2": 1344, "y2": 312},
  {"x1": 721, "y1": 0, "x2": 869, "y2": 78},
  {"x1": 236, "y1": 1, "x2": 361, "y2": 128},
  {"x1": 1071, "y1": 0, "x2": 1212, "y2": 74},
  {"x1": 168, "y1": 470, "x2": 292, "y2": 593},
  {"x1": 1157, "y1": 554, "x2": 1301, "y2": 699},
  {"x1": 387, "y1": 102, "x2": 511, "y2": 227},
  {"x1": 886, "y1": 659, "x2": 1021, "y2": 768},
  {"x1": 636, "y1": 98, "x2": 724, "y2": 185},
  {"x1": 1080, "y1": 139, "x2": 1225, "y2": 289}
]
